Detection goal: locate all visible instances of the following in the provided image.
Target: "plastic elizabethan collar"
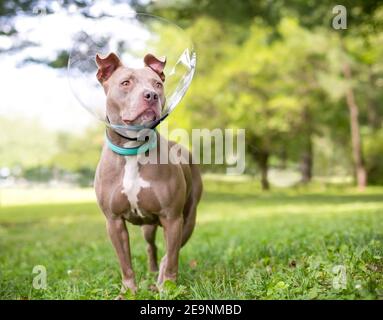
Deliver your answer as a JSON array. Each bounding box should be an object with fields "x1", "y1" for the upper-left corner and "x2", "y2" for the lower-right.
[{"x1": 67, "y1": 13, "x2": 196, "y2": 136}]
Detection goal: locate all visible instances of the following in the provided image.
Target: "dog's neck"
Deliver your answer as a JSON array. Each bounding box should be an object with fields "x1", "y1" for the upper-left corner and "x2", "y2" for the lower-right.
[{"x1": 106, "y1": 127, "x2": 144, "y2": 148}]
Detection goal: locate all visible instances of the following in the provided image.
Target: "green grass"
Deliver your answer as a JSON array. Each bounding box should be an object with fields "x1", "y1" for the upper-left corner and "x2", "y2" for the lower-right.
[{"x1": 0, "y1": 180, "x2": 382, "y2": 300}]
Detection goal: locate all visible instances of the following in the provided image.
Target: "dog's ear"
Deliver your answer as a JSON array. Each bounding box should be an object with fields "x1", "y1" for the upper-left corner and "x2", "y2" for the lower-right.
[
  {"x1": 144, "y1": 53, "x2": 166, "y2": 82},
  {"x1": 95, "y1": 52, "x2": 122, "y2": 83}
]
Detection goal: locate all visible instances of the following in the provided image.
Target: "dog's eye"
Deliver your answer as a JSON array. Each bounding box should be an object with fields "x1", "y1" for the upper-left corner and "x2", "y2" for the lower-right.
[
  {"x1": 155, "y1": 82, "x2": 163, "y2": 89},
  {"x1": 121, "y1": 80, "x2": 131, "y2": 86}
]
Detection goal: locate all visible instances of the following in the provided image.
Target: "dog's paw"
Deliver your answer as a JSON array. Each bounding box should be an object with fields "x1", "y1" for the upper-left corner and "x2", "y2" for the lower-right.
[{"x1": 121, "y1": 278, "x2": 137, "y2": 295}]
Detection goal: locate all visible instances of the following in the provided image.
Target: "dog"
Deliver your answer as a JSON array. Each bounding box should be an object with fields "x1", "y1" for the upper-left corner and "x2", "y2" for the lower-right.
[{"x1": 94, "y1": 52, "x2": 202, "y2": 298}]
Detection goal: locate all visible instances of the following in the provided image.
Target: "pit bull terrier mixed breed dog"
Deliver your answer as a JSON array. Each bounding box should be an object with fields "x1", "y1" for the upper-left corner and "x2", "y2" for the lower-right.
[{"x1": 94, "y1": 52, "x2": 202, "y2": 298}]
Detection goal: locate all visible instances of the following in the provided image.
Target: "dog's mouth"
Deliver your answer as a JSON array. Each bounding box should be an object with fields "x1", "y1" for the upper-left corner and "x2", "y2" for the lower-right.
[{"x1": 123, "y1": 109, "x2": 159, "y2": 126}]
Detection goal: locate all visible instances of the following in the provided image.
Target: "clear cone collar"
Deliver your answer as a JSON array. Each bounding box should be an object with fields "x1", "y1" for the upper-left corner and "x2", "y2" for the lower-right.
[{"x1": 67, "y1": 13, "x2": 196, "y2": 134}]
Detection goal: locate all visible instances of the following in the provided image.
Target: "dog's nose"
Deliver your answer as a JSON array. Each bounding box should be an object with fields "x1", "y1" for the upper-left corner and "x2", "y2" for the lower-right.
[{"x1": 143, "y1": 90, "x2": 158, "y2": 102}]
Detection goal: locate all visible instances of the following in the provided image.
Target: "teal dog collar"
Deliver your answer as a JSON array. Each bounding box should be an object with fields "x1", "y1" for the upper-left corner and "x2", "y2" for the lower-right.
[{"x1": 106, "y1": 130, "x2": 157, "y2": 156}]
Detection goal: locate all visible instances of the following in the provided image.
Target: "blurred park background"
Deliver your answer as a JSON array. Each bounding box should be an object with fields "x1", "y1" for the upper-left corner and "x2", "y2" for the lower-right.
[
  {"x1": 1, "y1": 0, "x2": 383, "y2": 300},
  {"x1": 0, "y1": 0, "x2": 382, "y2": 190}
]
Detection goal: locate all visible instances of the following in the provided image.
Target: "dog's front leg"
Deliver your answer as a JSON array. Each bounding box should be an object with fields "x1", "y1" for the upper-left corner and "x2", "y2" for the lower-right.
[
  {"x1": 106, "y1": 217, "x2": 137, "y2": 298},
  {"x1": 157, "y1": 216, "x2": 183, "y2": 287}
]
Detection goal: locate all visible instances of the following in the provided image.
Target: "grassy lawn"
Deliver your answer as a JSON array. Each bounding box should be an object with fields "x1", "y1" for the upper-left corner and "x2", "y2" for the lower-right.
[{"x1": 0, "y1": 180, "x2": 382, "y2": 300}]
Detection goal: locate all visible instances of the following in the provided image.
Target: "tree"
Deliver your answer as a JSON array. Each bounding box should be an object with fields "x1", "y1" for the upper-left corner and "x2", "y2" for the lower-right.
[
  {"x1": 190, "y1": 18, "x2": 305, "y2": 189},
  {"x1": 147, "y1": 0, "x2": 383, "y2": 189},
  {"x1": 342, "y1": 60, "x2": 367, "y2": 189}
]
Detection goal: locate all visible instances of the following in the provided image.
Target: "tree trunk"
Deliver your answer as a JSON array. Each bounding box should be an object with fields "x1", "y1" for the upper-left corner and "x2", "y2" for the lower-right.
[
  {"x1": 343, "y1": 63, "x2": 367, "y2": 190},
  {"x1": 258, "y1": 151, "x2": 270, "y2": 190},
  {"x1": 300, "y1": 106, "x2": 313, "y2": 184}
]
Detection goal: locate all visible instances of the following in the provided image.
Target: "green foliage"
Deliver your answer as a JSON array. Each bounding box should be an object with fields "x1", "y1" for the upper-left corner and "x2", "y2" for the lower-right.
[
  {"x1": 0, "y1": 180, "x2": 382, "y2": 299},
  {"x1": 170, "y1": 5, "x2": 383, "y2": 183},
  {"x1": 147, "y1": 0, "x2": 383, "y2": 29},
  {"x1": 48, "y1": 50, "x2": 69, "y2": 69},
  {"x1": 177, "y1": 16, "x2": 348, "y2": 177}
]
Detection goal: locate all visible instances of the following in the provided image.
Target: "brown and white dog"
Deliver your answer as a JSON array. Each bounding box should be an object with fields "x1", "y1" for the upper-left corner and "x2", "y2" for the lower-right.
[{"x1": 94, "y1": 52, "x2": 202, "y2": 298}]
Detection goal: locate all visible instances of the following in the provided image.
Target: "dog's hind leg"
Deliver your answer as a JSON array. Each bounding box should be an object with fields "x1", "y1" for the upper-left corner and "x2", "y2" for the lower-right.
[
  {"x1": 181, "y1": 199, "x2": 197, "y2": 247},
  {"x1": 142, "y1": 224, "x2": 159, "y2": 272},
  {"x1": 181, "y1": 165, "x2": 203, "y2": 247}
]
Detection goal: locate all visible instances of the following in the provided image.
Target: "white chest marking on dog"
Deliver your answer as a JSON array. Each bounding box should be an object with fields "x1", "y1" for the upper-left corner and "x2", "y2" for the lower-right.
[{"x1": 121, "y1": 154, "x2": 150, "y2": 217}]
